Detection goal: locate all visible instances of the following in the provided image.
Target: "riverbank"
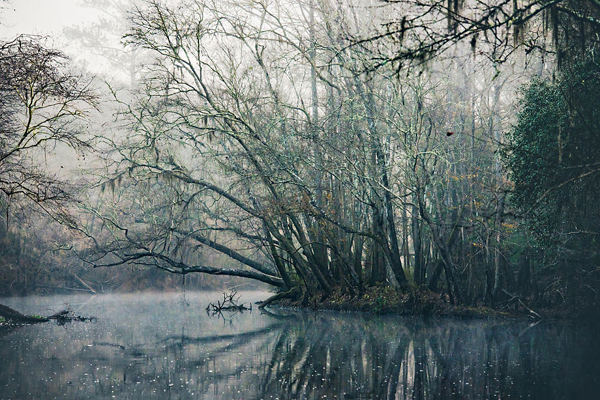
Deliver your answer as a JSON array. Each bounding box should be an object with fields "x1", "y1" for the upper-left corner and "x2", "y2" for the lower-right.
[{"x1": 267, "y1": 286, "x2": 547, "y2": 320}]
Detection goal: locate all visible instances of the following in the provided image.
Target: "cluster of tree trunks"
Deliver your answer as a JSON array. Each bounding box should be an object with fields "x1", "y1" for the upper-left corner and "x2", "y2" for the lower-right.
[
  {"x1": 74, "y1": 0, "x2": 600, "y2": 312},
  {"x1": 2, "y1": 1, "x2": 596, "y2": 312}
]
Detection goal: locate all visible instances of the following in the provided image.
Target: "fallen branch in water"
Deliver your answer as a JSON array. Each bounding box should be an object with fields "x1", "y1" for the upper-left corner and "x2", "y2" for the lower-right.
[
  {"x1": 0, "y1": 304, "x2": 48, "y2": 324},
  {"x1": 500, "y1": 289, "x2": 543, "y2": 320},
  {"x1": 0, "y1": 303, "x2": 96, "y2": 325},
  {"x1": 206, "y1": 291, "x2": 251, "y2": 315},
  {"x1": 48, "y1": 309, "x2": 97, "y2": 325}
]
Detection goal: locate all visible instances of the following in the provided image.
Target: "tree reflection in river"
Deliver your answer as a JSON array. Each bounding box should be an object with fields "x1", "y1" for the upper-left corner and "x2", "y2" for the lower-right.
[
  {"x1": 254, "y1": 310, "x2": 597, "y2": 399},
  {"x1": 0, "y1": 293, "x2": 598, "y2": 399}
]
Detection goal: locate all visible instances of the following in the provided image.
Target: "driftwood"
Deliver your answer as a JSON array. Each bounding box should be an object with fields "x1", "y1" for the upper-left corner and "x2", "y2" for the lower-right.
[
  {"x1": 0, "y1": 304, "x2": 48, "y2": 324},
  {"x1": 206, "y1": 291, "x2": 251, "y2": 315},
  {"x1": 0, "y1": 303, "x2": 95, "y2": 325},
  {"x1": 500, "y1": 289, "x2": 543, "y2": 320}
]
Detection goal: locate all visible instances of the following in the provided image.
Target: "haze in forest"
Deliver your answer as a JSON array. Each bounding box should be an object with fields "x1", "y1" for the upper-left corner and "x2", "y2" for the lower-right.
[
  {"x1": 2, "y1": 3, "x2": 600, "y2": 400},
  {"x1": 0, "y1": 0, "x2": 598, "y2": 318}
]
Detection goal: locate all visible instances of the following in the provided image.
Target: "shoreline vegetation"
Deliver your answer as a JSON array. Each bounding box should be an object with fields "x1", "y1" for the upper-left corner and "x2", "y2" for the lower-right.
[{"x1": 260, "y1": 287, "x2": 596, "y2": 321}]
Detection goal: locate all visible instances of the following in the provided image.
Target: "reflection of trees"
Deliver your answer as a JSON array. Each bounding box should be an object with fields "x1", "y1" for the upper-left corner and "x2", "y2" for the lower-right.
[
  {"x1": 253, "y1": 314, "x2": 595, "y2": 400},
  {"x1": 258, "y1": 313, "x2": 411, "y2": 399},
  {"x1": 3, "y1": 309, "x2": 599, "y2": 399},
  {"x1": 72, "y1": 313, "x2": 600, "y2": 399},
  {"x1": 81, "y1": 319, "x2": 286, "y2": 398}
]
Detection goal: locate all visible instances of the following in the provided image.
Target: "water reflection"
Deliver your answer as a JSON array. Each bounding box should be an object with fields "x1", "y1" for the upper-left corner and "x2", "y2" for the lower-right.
[
  {"x1": 0, "y1": 293, "x2": 598, "y2": 399},
  {"x1": 254, "y1": 311, "x2": 599, "y2": 400}
]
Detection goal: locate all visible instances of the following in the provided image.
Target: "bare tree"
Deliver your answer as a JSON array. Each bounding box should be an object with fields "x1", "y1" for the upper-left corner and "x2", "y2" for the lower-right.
[
  {"x1": 64, "y1": 0, "x2": 149, "y2": 89},
  {"x1": 0, "y1": 35, "x2": 97, "y2": 225},
  {"x1": 356, "y1": 0, "x2": 600, "y2": 70},
  {"x1": 0, "y1": 35, "x2": 99, "y2": 297},
  {"x1": 82, "y1": 0, "x2": 537, "y2": 307}
]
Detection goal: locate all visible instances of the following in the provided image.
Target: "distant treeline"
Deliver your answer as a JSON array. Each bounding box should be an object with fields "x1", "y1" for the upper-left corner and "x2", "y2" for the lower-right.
[{"x1": 0, "y1": 218, "x2": 264, "y2": 296}]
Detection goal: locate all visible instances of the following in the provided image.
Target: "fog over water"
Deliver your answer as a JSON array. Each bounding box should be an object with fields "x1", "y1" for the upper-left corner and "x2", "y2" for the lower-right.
[{"x1": 1, "y1": 292, "x2": 599, "y2": 399}]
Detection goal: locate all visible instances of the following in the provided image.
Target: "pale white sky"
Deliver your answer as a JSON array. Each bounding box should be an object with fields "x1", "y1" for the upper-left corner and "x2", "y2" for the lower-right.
[
  {"x1": 0, "y1": 1, "x2": 129, "y2": 78},
  {"x1": 1, "y1": 0, "x2": 99, "y2": 39}
]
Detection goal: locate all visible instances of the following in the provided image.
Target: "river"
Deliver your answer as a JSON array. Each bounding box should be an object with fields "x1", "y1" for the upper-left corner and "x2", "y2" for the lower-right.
[{"x1": 0, "y1": 292, "x2": 598, "y2": 399}]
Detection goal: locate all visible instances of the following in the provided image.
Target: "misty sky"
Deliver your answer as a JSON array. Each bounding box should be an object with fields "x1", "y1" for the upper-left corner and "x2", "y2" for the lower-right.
[
  {"x1": 1, "y1": 0, "x2": 98, "y2": 37},
  {"x1": 0, "y1": 1, "x2": 117, "y2": 75}
]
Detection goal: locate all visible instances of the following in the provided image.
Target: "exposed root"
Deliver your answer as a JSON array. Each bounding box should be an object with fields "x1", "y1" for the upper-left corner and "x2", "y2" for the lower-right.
[{"x1": 258, "y1": 288, "x2": 301, "y2": 309}]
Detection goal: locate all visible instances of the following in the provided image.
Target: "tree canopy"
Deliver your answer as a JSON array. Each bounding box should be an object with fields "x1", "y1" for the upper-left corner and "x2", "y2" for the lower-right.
[
  {"x1": 505, "y1": 52, "x2": 600, "y2": 273},
  {"x1": 0, "y1": 35, "x2": 96, "y2": 224},
  {"x1": 81, "y1": 0, "x2": 524, "y2": 307},
  {"x1": 359, "y1": 0, "x2": 600, "y2": 70},
  {"x1": 1, "y1": 0, "x2": 599, "y2": 313}
]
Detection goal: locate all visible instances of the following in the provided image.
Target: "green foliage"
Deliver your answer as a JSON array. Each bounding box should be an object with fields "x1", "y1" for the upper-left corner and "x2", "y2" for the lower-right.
[{"x1": 505, "y1": 52, "x2": 600, "y2": 265}]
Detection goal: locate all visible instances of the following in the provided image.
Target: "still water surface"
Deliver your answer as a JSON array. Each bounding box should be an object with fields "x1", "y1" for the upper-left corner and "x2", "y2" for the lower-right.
[{"x1": 0, "y1": 292, "x2": 598, "y2": 399}]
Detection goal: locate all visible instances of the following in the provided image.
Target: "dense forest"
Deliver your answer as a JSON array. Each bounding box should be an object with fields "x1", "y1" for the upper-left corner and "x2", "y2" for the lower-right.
[{"x1": 1, "y1": 0, "x2": 599, "y2": 317}]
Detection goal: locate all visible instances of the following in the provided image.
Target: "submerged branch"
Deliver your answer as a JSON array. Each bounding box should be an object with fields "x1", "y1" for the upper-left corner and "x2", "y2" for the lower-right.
[
  {"x1": 0, "y1": 304, "x2": 95, "y2": 325},
  {"x1": 0, "y1": 304, "x2": 48, "y2": 324}
]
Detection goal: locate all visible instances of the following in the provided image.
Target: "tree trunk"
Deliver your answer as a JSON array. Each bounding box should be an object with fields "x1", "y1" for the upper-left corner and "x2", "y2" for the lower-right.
[
  {"x1": 427, "y1": 207, "x2": 464, "y2": 292},
  {"x1": 412, "y1": 204, "x2": 423, "y2": 285},
  {"x1": 492, "y1": 192, "x2": 507, "y2": 301}
]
